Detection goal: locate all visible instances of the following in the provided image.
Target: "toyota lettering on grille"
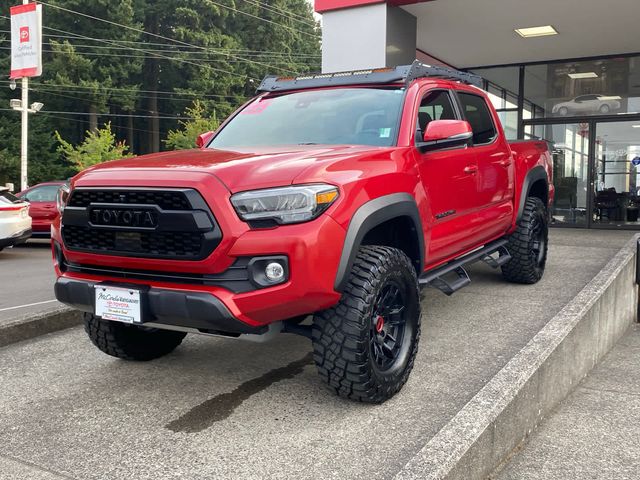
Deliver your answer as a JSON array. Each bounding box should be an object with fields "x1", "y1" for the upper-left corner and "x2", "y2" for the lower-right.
[{"x1": 89, "y1": 208, "x2": 159, "y2": 229}]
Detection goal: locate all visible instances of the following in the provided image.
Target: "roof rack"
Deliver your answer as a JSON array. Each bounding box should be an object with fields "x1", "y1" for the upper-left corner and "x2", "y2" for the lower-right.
[{"x1": 257, "y1": 60, "x2": 482, "y2": 93}]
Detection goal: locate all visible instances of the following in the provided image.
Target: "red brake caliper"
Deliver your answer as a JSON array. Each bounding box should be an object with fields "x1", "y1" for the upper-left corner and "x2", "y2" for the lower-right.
[{"x1": 375, "y1": 315, "x2": 385, "y2": 333}]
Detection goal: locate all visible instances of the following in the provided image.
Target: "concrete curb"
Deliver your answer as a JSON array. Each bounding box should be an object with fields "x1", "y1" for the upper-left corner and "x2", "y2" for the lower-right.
[
  {"x1": 395, "y1": 234, "x2": 640, "y2": 480},
  {"x1": 0, "y1": 306, "x2": 82, "y2": 348}
]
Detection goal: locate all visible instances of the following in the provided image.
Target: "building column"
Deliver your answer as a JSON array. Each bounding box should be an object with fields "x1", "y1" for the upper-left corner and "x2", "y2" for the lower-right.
[{"x1": 320, "y1": 3, "x2": 417, "y2": 73}]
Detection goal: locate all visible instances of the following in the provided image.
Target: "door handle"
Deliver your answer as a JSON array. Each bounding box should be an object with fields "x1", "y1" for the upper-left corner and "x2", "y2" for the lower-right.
[
  {"x1": 463, "y1": 165, "x2": 478, "y2": 175},
  {"x1": 498, "y1": 159, "x2": 512, "y2": 167}
]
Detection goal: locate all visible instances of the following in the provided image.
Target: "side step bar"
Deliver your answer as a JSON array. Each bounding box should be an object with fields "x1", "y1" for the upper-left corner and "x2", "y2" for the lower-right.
[{"x1": 419, "y1": 239, "x2": 511, "y2": 296}]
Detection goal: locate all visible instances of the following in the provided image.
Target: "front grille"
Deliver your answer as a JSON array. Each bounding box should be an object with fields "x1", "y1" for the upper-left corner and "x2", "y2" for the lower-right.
[
  {"x1": 61, "y1": 188, "x2": 222, "y2": 260},
  {"x1": 68, "y1": 189, "x2": 191, "y2": 210},
  {"x1": 63, "y1": 225, "x2": 204, "y2": 258}
]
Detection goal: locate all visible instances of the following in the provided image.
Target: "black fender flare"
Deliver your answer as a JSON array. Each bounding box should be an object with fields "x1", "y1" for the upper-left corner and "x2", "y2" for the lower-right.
[
  {"x1": 516, "y1": 165, "x2": 549, "y2": 223},
  {"x1": 334, "y1": 193, "x2": 425, "y2": 292}
]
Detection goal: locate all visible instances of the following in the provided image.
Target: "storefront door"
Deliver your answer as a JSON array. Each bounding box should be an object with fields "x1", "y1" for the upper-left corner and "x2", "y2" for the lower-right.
[
  {"x1": 592, "y1": 120, "x2": 640, "y2": 228},
  {"x1": 529, "y1": 123, "x2": 591, "y2": 227}
]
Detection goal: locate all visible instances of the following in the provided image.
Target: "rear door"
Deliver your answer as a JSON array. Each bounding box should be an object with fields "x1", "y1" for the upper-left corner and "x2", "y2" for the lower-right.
[
  {"x1": 414, "y1": 89, "x2": 483, "y2": 263},
  {"x1": 21, "y1": 185, "x2": 60, "y2": 232},
  {"x1": 455, "y1": 91, "x2": 514, "y2": 240}
]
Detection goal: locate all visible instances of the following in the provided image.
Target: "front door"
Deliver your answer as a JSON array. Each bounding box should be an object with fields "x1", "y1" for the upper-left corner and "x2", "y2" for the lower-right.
[{"x1": 415, "y1": 89, "x2": 481, "y2": 263}]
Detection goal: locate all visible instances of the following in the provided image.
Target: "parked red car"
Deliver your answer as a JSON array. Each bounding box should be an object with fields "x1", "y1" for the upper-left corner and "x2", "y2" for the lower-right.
[{"x1": 17, "y1": 181, "x2": 65, "y2": 238}]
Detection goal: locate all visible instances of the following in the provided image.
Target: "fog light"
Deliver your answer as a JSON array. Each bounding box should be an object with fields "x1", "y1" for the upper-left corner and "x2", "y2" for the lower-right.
[{"x1": 265, "y1": 262, "x2": 285, "y2": 282}]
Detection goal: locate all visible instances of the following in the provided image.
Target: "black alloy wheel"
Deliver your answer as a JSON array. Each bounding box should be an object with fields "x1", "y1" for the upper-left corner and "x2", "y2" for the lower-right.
[{"x1": 370, "y1": 280, "x2": 408, "y2": 371}]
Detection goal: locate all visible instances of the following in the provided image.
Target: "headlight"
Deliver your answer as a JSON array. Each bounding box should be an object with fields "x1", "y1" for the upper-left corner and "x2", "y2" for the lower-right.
[
  {"x1": 56, "y1": 184, "x2": 70, "y2": 214},
  {"x1": 230, "y1": 184, "x2": 339, "y2": 225}
]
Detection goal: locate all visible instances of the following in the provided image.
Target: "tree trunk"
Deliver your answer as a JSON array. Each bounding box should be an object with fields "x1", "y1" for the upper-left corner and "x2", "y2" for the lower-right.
[
  {"x1": 127, "y1": 115, "x2": 135, "y2": 153},
  {"x1": 88, "y1": 104, "x2": 98, "y2": 133}
]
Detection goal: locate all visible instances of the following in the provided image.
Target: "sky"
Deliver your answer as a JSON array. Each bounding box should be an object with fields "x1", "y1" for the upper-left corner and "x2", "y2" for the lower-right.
[{"x1": 307, "y1": 0, "x2": 322, "y2": 22}]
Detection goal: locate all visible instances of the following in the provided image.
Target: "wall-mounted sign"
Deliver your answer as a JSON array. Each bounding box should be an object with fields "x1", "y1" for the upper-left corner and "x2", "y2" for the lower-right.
[
  {"x1": 632, "y1": 156, "x2": 640, "y2": 167},
  {"x1": 10, "y1": 3, "x2": 43, "y2": 79}
]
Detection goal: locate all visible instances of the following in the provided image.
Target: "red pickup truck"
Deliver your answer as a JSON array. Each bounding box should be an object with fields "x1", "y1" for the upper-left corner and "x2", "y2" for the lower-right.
[{"x1": 52, "y1": 63, "x2": 553, "y2": 403}]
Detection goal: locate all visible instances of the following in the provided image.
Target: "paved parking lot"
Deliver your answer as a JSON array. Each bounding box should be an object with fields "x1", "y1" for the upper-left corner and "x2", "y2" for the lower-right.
[
  {"x1": 0, "y1": 240, "x2": 61, "y2": 326},
  {"x1": 0, "y1": 230, "x2": 634, "y2": 479}
]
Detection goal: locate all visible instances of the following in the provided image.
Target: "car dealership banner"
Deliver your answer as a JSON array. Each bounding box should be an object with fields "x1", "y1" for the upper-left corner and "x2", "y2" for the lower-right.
[{"x1": 10, "y1": 3, "x2": 43, "y2": 79}]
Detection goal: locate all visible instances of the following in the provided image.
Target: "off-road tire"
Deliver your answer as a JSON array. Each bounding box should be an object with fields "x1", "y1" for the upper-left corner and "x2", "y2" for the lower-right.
[
  {"x1": 312, "y1": 246, "x2": 421, "y2": 403},
  {"x1": 84, "y1": 313, "x2": 187, "y2": 361},
  {"x1": 502, "y1": 197, "x2": 548, "y2": 284}
]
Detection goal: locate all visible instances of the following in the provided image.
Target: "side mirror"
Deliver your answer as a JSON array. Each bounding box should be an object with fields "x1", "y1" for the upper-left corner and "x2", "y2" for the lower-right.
[
  {"x1": 196, "y1": 131, "x2": 215, "y2": 149},
  {"x1": 417, "y1": 120, "x2": 473, "y2": 152}
]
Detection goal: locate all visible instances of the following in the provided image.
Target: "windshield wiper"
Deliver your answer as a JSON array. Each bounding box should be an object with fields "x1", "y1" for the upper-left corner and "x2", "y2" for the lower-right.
[{"x1": 297, "y1": 142, "x2": 319, "y2": 145}]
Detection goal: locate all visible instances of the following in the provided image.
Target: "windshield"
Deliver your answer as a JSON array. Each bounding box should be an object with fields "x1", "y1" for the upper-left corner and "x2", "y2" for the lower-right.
[{"x1": 210, "y1": 88, "x2": 405, "y2": 149}]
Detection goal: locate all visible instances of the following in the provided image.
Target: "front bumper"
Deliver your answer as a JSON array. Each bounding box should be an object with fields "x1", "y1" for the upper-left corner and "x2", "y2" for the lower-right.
[
  {"x1": 0, "y1": 228, "x2": 32, "y2": 249},
  {"x1": 53, "y1": 216, "x2": 345, "y2": 328},
  {"x1": 54, "y1": 277, "x2": 265, "y2": 335},
  {"x1": 52, "y1": 173, "x2": 347, "y2": 328}
]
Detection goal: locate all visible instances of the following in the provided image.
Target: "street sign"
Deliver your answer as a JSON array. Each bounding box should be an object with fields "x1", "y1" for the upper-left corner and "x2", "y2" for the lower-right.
[
  {"x1": 10, "y1": 3, "x2": 43, "y2": 79},
  {"x1": 632, "y1": 156, "x2": 640, "y2": 167}
]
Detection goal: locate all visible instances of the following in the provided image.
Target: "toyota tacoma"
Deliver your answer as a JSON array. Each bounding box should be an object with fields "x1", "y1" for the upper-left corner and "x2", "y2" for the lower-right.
[{"x1": 52, "y1": 62, "x2": 554, "y2": 403}]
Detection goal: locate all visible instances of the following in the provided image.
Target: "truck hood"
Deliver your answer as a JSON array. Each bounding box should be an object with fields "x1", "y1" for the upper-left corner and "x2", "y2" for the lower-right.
[{"x1": 75, "y1": 145, "x2": 391, "y2": 192}]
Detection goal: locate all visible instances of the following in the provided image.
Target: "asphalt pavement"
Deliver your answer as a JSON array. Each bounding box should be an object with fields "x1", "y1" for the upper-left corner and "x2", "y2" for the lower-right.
[
  {"x1": 495, "y1": 323, "x2": 640, "y2": 480},
  {"x1": 0, "y1": 229, "x2": 634, "y2": 480},
  {"x1": 0, "y1": 240, "x2": 62, "y2": 326}
]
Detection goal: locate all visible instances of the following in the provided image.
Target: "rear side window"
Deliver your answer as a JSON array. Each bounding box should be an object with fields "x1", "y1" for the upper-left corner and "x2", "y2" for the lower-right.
[
  {"x1": 0, "y1": 190, "x2": 20, "y2": 205},
  {"x1": 457, "y1": 92, "x2": 497, "y2": 145}
]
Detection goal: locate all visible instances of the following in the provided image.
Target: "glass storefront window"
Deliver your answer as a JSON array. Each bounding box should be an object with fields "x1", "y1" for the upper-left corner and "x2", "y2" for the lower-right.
[
  {"x1": 497, "y1": 111, "x2": 518, "y2": 140},
  {"x1": 524, "y1": 56, "x2": 640, "y2": 118},
  {"x1": 487, "y1": 84, "x2": 504, "y2": 110},
  {"x1": 469, "y1": 56, "x2": 640, "y2": 230},
  {"x1": 505, "y1": 92, "x2": 518, "y2": 110}
]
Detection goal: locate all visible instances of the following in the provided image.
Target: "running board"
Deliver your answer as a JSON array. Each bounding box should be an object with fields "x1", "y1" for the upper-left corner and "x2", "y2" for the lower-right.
[{"x1": 419, "y1": 239, "x2": 511, "y2": 296}]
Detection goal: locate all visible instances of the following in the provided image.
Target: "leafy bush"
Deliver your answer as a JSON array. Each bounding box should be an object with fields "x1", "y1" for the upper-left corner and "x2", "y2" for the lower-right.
[
  {"x1": 165, "y1": 101, "x2": 220, "y2": 150},
  {"x1": 56, "y1": 122, "x2": 132, "y2": 172}
]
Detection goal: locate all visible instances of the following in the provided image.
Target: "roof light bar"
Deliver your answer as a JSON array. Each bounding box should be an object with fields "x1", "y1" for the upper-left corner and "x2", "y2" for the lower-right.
[{"x1": 258, "y1": 61, "x2": 482, "y2": 93}]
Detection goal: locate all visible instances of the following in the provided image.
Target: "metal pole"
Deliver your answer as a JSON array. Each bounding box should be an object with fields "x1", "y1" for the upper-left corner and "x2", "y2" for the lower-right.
[
  {"x1": 19, "y1": 0, "x2": 29, "y2": 191},
  {"x1": 20, "y1": 76, "x2": 28, "y2": 191}
]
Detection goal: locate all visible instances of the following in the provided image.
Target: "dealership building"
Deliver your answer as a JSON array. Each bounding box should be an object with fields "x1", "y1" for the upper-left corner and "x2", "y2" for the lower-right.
[{"x1": 314, "y1": 0, "x2": 640, "y2": 230}]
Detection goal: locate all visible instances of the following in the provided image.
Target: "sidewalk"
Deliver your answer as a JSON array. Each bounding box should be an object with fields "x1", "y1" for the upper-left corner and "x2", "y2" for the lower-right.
[{"x1": 495, "y1": 324, "x2": 640, "y2": 480}]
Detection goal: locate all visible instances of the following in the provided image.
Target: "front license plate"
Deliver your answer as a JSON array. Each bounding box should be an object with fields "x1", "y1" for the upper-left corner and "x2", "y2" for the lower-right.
[{"x1": 95, "y1": 285, "x2": 142, "y2": 324}]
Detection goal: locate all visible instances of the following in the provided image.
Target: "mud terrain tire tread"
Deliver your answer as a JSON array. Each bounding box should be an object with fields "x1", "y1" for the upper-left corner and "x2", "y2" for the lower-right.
[
  {"x1": 312, "y1": 246, "x2": 421, "y2": 403},
  {"x1": 502, "y1": 196, "x2": 548, "y2": 284},
  {"x1": 84, "y1": 313, "x2": 187, "y2": 361}
]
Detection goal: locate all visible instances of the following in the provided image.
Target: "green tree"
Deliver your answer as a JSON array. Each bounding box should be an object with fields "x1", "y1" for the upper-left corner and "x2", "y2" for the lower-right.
[
  {"x1": 165, "y1": 101, "x2": 219, "y2": 150},
  {"x1": 45, "y1": 0, "x2": 143, "y2": 132},
  {"x1": 56, "y1": 122, "x2": 132, "y2": 172}
]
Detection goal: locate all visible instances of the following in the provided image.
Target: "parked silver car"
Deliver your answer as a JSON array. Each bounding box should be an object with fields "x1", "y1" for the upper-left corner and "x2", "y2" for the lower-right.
[{"x1": 552, "y1": 94, "x2": 621, "y2": 116}]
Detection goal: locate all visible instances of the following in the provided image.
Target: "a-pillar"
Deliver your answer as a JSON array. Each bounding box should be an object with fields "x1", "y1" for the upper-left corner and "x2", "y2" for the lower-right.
[{"x1": 316, "y1": 1, "x2": 417, "y2": 73}]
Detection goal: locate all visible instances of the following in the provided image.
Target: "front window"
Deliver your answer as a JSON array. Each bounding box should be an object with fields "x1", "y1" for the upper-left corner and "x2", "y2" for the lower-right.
[{"x1": 210, "y1": 88, "x2": 405, "y2": 149}]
